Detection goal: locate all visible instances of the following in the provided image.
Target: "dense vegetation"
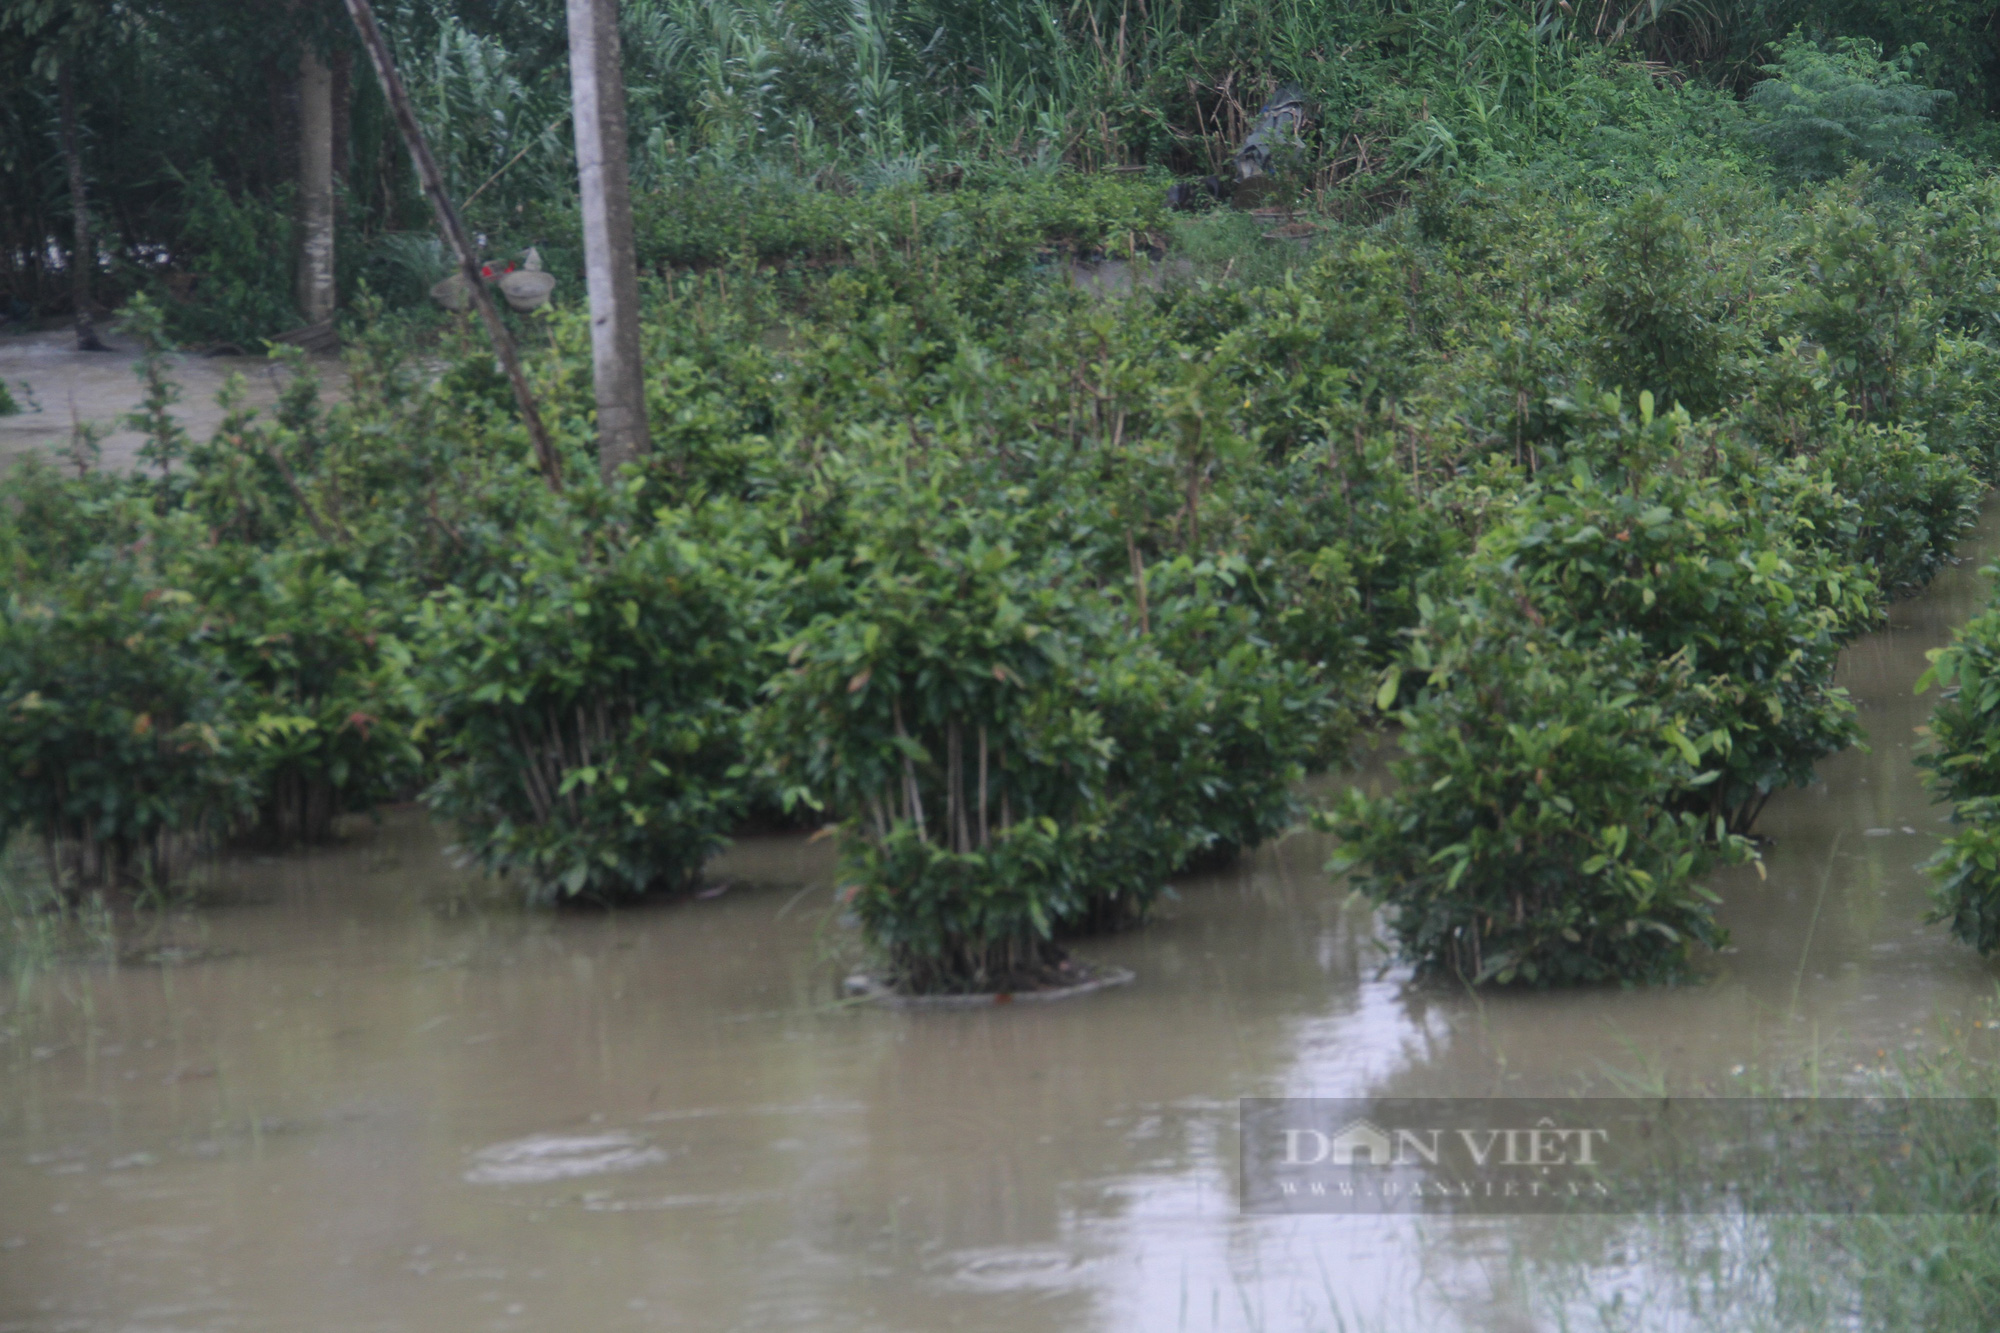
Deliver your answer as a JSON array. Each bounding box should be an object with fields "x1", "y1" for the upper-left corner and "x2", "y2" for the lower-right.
[
  {"x1": 8, "y1": 2, "x2": 2000, "y2": 996},
  {"x1": 1920, "y1": 573, "x2": 2000, "y2": 954},
  {"x1": 8, "y1": 0, "x2": 2000, "y2": 339}
]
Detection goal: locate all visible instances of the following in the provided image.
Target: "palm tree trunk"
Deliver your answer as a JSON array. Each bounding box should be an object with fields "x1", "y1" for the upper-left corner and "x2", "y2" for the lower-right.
[
  {"x1": 55, "y1": 56, "x2": 108, "y2": 352},
  {"x1": 331, "y1": 49, "x2": 352, "y2": 185},
  {"x1": 566, "y1": 0, "x2": 650, "y2": 479},
  {"x1": 296, "y1": 46, "x2": 337, "y2": 326}
]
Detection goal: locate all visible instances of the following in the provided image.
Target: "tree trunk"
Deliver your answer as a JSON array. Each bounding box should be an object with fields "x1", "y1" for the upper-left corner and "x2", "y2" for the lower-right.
[
  {"x1": 566, "y1": 0, "x2": 650, "y2": 479},
  {"x1": 55, "y1": 58, "x2": 108, "y2": 352},
  {"x1": 331, "y1": 49, "x2": 353, "y2": 187},
  {"x1": 296, "y1": 46, "x2": 337, "y2": 327}
]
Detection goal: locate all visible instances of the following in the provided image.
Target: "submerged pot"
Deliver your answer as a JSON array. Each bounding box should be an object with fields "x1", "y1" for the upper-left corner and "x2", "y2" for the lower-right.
[
  {"x1": 841, "y1": 963, "x2": 1136, "y2": 1009},
  {"x1": 499, "y1": 270, "x2": 556, "y2": 312}
]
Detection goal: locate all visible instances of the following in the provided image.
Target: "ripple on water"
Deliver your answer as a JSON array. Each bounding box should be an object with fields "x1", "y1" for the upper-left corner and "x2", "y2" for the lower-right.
[{"x1": 463, "y1": 1132, "x2": 667, "y2": 1185}]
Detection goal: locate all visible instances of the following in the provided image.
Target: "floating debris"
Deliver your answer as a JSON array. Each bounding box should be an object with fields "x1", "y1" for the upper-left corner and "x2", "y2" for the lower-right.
[
  {"x1": 1166, "y1": 176, "x2": 1228, "y2": 211},
  {"x1": 843, "y1": 961, "x2": 1135, "y2": 1009},
  {"x1": 1233, "y1": 84, "x2": 1309, "y2": 181},
  {"x1": 120, "y1": 943, "x2": 235, "y2": 967},
  {"x1": 464, "y1": 1132, "x2": 667, "y2": 1185}
]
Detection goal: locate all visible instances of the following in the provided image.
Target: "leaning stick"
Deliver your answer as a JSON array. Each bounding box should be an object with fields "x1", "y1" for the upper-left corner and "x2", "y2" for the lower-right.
[{"x1": 341, "y1": 0, "x2": 564, "y2": 492}]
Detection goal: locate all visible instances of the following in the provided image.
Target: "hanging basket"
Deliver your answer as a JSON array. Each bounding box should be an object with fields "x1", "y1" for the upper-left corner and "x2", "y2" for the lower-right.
[
  {"x1": 429, "y1": 272, "x2": 472, "y2": 311},
  {"x1": 498, "y1": 270, "x2": 556, "y2": 312}
]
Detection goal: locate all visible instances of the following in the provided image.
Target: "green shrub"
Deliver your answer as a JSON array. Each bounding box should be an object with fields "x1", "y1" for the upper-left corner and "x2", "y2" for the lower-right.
[
  {"x1": 630, "y1": 166, "x2": 1167, "y2": 275},
  {"x1": 158, "y1": 164, "x2": 301, "y2": 346},
  {"x1": 360, "y1": 232, "x2": 455, "y2": 311},
  {"x1": 1204, "y1": 239, "x2": 1424, "y2": 452},
  {"x1": 1807, "y1": 417, "x2": 1981, "y2": 594},
  {"x1": 414, "y1": 507, "x2": 762, "y2": 902},
  {"x1": 1326, "y1": 604, "x2": 1753, "y2": 986},
  {"x1": 1730, "y1": 335, "x2": 1980, "y2": 593},
  {"x1": 177, "y1": 351, "x2": 335, "y2": 549},
  {"x1": 1915, "y1": 334, "x2": 2000, "y2": 479},
  {"x1": 1234, "y1": 430, "x2": 1447, "y2": 672},
  {"x1": 1918, "y1": 595, "x2": 2000, "y2": 956},
  {"x1": 839, "y1": 815, "x2": 1110, "y2": 992},
  {"x1": 0, "y1": 547, "x2": 257, "y2": 891},
  {"x1": 1783, "y1": 199, "x2": 1929, "y2": 420},
  {"x1": 1476, "y1": 398, "x2": 1876, "y2": 833},
  {"x1": 640, "y1": 348, "x2": 783, "y2": 504},
  {"x1": 1092, "y1": 553, "x2": 1341, "y2": 898},
  {"x1": 192, "y1": 549, "x2": 423, "y2": 845},
  {"x1": 1731, "y1": 335, "x2": 1848, "y2": 458},
  {"x1": 1918, "y1": 591, "x2": 2000, "y2": 811},
  {"x1": 1915, "y1": 177, "x2": 2000, "y2": 341},
  {"x1": 1746, "y1": 33, "x2": 1950, "y2": 189},
  {"x1": 0, "y1": 455, "x2": 133, "y2": 587},
  {"x1": 1923, "y1": 799, "x2": 2000, "y2": 956},
  {"x1": 1894, "y1": 565, "x2": 2000, "y2": 955},
  {"x1": 761, "y1": 500, "x2": 1139, "y2": 991},
  {"x1": 761, "y1": 484, "x2": 1330, "y2": 989},
  {"x1": 1589, "y1": 193, "x2": 1737, "y2": 416}
]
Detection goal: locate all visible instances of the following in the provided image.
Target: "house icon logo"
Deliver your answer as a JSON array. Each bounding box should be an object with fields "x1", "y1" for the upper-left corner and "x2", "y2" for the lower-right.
[{"x1": 1328, "y1": 1118, "x2": 1394, "y2": 1166}]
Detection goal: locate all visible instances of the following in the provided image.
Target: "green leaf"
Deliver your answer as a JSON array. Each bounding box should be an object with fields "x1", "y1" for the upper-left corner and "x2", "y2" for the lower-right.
[{"x1": 1375, "y1": 666, "x2": 1402, "y2": 712}]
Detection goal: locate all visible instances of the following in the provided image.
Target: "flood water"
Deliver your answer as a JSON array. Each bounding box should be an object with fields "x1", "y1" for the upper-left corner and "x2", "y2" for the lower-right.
[
  {"x1": 0, "y1": 327, "x2": 341, "y2": 473},
  {"x1": 6, "y1": 509, "x2": 2000, "y2": 1332}
]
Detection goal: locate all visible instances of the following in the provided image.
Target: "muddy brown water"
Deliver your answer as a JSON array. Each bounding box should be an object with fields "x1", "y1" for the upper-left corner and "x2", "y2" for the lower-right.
[
  {"x1": 0, "y1": 327, "x2": 342, "y2": 473},
  {"x1": 6, "y1": 507, "x2": 2000, "y2": 1331}
]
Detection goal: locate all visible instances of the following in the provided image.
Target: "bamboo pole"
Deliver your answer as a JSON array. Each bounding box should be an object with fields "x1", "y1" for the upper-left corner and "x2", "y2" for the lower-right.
[{"x1": 340, "y1": 0, "x2": 563, "y2": 492}]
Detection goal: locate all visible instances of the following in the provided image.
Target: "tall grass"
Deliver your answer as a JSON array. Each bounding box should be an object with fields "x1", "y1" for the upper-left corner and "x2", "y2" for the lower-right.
[
  {"x1": 1512, "y1": 1001, "x2": 2000, "y2": 1329},
  {"x1": 0, "y1": 840, "x2": 115, "y2": 990},
  {"x1": 397, "y1": 15, "x2": 575, "y2": 225},
  {"x1": 378, "y1": 0, "x2": 1752, "y2": 204}
]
